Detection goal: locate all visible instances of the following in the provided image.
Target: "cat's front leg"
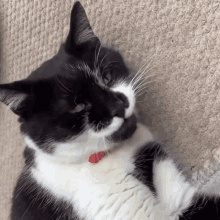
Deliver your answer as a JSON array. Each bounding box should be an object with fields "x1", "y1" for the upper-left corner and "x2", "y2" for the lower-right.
[{"x1": 153, "y1": 157, "x2": 197, "y2": 219}]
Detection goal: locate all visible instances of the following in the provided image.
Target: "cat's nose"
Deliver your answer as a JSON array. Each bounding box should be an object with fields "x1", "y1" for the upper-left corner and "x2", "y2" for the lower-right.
[
  {"x1": 109, "y1": 92, "x2": 128, "y2": 118},
  {"x1": 110, "y1": 100, "x2": 125, "y2": 118},
  {"x1": 115, "y1": 92, "x2": 129, "y2": 108}
]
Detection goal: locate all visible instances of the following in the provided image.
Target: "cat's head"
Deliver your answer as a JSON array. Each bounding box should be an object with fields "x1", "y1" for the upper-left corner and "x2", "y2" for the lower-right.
[{"x1": 0, "y1": 2, "x2": 139, "y2": 161}]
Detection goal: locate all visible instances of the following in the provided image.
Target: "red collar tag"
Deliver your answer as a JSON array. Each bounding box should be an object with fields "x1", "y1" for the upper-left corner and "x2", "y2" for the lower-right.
[{"x1": 89, "y1": 152, "x2": 105, "y2": 163}]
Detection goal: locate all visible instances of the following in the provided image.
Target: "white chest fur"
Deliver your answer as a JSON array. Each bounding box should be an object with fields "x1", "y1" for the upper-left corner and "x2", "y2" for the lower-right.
[
  {"x1": 31, "y1": 147, "x2": 158, "y2": 220},
  {"x1": 25, "y1": 124, "x2": 170, "y2": 219},
  {"x1": 25, "y1": 123, "x2": 194, "y2": 220}
]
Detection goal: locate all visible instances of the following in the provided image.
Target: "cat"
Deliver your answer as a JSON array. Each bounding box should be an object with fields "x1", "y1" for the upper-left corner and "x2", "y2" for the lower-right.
[{"x1": 1, "y1": 1, "x2": 220, "y2": 219}]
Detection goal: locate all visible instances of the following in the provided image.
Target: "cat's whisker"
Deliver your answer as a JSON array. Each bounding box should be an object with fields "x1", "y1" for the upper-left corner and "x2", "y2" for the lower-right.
[
  {"x1": 67, "y1": 63, "x2": 77, "y2": 76},
  {"x1": 135, "y1": 91, "x2": 147, "y2": 99},
  {"x1": 134, "y1": 79, "x2": 158, "y2": 93},
  {"x1": 131, "y1": 65, "x2": 157, "y2": 88},
  {"x1": 131, "y1": 67, "x2": 157, "y2": 94},
  {"x1": 55, "y1": 78, "x2": 67, "y2": 93},
  {"x1": 133, "y1": 81, "x2": 149, "y2": 95},
  {"x1": 14, "y1": 174, "x2": 31, "y2": 200},
  {"x1": 138, "y1": 78, "x2": 160, "y2": 89},
  {"x1": 129, "y1": 63, "x2": 149, "y2": 86},
  {"x1": 135, "y1": 85, "x2": 150, "y2": 96},
  {"x1": 55, "y1": 76, "x2": 72, "y2": 93},
  {"x1": 132, "y1": 74, "x2": 157, "y2": 91},
  {"x1": 130, "y1": 56, "x2": 156, "y2": 85},
  {"x1": 131, "y1": 72, "x2": 150, "y2": 92},
  {"x1": 99, "y1": 51, "x2": 114, "y2": 69},
  {"x1": 102, "y1": 61, "x2": 119, "y2": 72},
  {"x1": 138, "y1": 72, "x2": 157, "y2": 82},
  {"x1": 82, "y1": 62, "x2": 92, "y2": 79},
  {"x1": 134, "y1": 83, "x2": 158, "y2": 98},
  {"x1": 95, "y1": 42, "x2": 102, "y2": 70},
  {"x1": 94, "y1": 41, "x2": 100, "y2": 68},
  {"x1": 135, "y1": 89, "x2": 149, "y2": 98}
]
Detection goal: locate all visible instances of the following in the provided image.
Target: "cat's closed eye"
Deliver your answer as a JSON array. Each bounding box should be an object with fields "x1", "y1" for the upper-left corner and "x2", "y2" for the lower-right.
[
  {"x1": 103, "y1": 72, "x2": 112, "y2": 84},
  {"x1": 69, "y1": 103, "x2": 85, "y2": 114}
]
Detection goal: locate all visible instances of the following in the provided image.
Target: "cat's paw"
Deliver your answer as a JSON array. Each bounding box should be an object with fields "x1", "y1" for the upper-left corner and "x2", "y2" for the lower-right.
[{"x1": 153, "y1": 158, "x2": 197, "y2": 217}]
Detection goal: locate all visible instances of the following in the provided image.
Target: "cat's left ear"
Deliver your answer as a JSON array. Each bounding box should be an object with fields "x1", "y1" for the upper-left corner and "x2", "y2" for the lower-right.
[
  {"x1": 65, "y1": 1, "x2": 100, "y2": 57},
  {"x1": 0, "y1": 80, "x2": 34, "y2": 119}
]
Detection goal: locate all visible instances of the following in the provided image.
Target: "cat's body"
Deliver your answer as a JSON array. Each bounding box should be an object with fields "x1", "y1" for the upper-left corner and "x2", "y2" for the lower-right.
[
  {"x1": 1, "y1": 2, "x2": 220, "y2": 220},
  {"x1": 11, "y1": 122, "x2": 197, "y2": 220}
]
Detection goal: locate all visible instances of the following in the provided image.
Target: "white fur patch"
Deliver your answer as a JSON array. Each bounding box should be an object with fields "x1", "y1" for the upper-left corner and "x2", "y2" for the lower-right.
[
  {"x1": 153, "y1": 159, "x2": 197, "y2": 217},
  {"x1": 24, "y1": 123, "x2": 176, "y2": 219},
  {"x1": 89, "y1": 117, "x2": 124, "y2": 138},
  {"x1": 89, "y1": 81, "x2": 135, "y2": 137},
  {"x1": 111, "y1": 82, "x2": 135, "y2": 118}
]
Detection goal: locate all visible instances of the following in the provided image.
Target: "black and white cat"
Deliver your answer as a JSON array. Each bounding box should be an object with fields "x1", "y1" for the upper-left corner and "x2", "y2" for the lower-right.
[{"x1": 1, "y1": 1, "x2": 220, "y2": 219}]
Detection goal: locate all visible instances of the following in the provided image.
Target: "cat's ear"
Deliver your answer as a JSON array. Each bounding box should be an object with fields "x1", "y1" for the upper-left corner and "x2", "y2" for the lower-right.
[
  {"x1": 0, "y1": 80, "x2": 34, "y2": 118},
  {"x1": 65, "y1": 1, "x2": 100, "y2": 56}
]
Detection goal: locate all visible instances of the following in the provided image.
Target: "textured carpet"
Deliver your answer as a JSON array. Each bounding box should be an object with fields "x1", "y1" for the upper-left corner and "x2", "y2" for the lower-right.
[{"x1": 1, "y1": 0, "x2": 220, "y2": 219}]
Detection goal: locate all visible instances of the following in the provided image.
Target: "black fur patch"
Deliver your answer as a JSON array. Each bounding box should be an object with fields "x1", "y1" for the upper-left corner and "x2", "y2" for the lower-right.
[
  {"x1": 23, "y1": 147, "x2": 36, "y2": 168},
  {"x1": 132, "y1": 142, "x2": 167, "y2": 195},
  {"x1": 108, "y1": 114, "x2": 137, "y2": 142},
  {"x1": 11, "y1": 170, "x2": 80, "y2": 220},
  {"x1": 180, "y1": 195, "x2": 220, "y2": 220}
]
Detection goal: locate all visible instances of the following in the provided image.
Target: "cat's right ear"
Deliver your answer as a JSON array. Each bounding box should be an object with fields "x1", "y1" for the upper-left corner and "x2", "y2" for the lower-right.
[
  {"x1": 65, "y1": 1, "x2": 100, "y2": 57},
  {"x1": 0, "y1": 80, "x2": 34, "y2": 119}
]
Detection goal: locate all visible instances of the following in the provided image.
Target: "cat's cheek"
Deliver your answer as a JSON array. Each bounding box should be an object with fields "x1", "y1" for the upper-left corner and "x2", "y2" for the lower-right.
[{"x1": 88, "y1": 117, "x2": 124, "y2": 138}]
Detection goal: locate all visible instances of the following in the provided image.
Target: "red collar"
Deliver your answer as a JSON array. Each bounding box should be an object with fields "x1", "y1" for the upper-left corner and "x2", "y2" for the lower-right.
[{"x1": 89, "y1": 152, "x2": 105, "y2": 163}]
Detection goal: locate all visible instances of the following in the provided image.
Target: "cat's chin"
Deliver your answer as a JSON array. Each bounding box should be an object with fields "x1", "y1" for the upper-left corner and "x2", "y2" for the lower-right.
[
  {"x1": 107, "y1": 114, "x2": 137, "y2": 143},
  {"x1": 88, "y1": 117, "x2": 124, "y2": 138}
]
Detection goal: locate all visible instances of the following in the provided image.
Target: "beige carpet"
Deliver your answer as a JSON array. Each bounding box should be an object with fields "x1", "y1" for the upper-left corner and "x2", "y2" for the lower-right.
[{"x1": 1, "y1": 0, "x2": 220, "y2": 219}]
